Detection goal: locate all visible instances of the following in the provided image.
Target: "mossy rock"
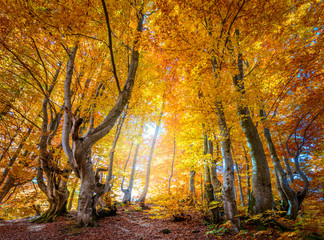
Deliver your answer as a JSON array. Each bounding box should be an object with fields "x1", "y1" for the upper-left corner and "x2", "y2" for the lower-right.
[{"x1": 97, "y1": 206, "x2": 117, "y2": 219}]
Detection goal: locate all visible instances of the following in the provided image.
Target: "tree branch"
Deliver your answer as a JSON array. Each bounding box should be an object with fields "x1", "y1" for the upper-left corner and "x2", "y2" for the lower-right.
[
  {"x1": 101, "y1": 0, "x2": 122, "y2": 94},
  {"x1": 62, "y1": 45, "x2": 79, "y2": 177}
]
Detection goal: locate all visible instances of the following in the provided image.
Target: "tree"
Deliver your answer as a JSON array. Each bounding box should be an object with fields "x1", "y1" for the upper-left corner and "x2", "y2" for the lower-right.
[
  {"x1": 121, "y1": 117, "x2": 145, "y2": 204},
  {"x1": 214, "y1": 102, "x2": 240, "y2": 233},
  {"x1": 61, "y1": 1, "x2": 145, "y2": 225},
  {"x1": 33, "y1": 61, "x2": 72, "y2": 223},
  {"x1": 168, "y1": 136, "x2": 176, "y2": 195},
  {"x1": 138, "y1": 102, "x2": 164, "y2": 208},
  {"x1": 0, "y1": 0, "x2": 323, "y2": 234}
]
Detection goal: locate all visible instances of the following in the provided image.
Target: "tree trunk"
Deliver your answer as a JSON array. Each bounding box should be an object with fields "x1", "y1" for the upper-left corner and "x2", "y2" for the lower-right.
[
  {"x1": 33, "y1": 63, "x2": 71, "y2": 224},
  {"x1": 74, "y1": 145, "x2": 98, "y2": 226},
  {"x1": 138, "y1": 106, "x2": 163, "y2": 208},
  {"x1": 121, "y1": 142, "x2": 133, "y2": 204},
  {"x1": 0, "y1": 176, "x2": 14, "y2": 203},
  {"x1": 215, "y1": 101, "x2": 240, "y2": 233},
  {"x1": 234, "y1": 159, "x2": 245, "y2": 207},
  {"x1": 211, "y1": 53, "x2": 239, "y2": 231},
  {"x1": 231, "y1": 146, "x2": 244, "y2": 205},
  {"x1": 62, "y1": 9, "x2": 144, "y2": 226},
  {"x1": 274, "y1": 169, "x2": 289, "y2": 212},
  {"x1": 260, "y1": 110, "x2": 298, "y2": 219},
  {"x1": 210, "y1": 141, "x2": 222, "y2": 202},
  {"x1": 264, "y1": 127, "x2": 298, "y2": 219},
  {"x1": 122, "y1": 143, "x2": 140, "y2": 204},
  {"x1": 204, "y1": 165, "x2": 214, "y2": 203},
  {"x1": 68, "y1": 178, "x2": 79, "y2": 211},
  {"x1": 68, "y1": 187, "x2": 76, "y2": 211},
  {"x1": 36, "y1": 178, "x2": 69, "y2": 223},
  {"x1": 243, "y1": 146, "x2": 252, "y2": 207},
  {"x1": 106, "y1": 110, "x2": 127, "y2": 188},
  {"x1": 283, "y1": 157, "x2": 294, "y2": 184},
  {"x1": 122, "y1": 118, "x2": 145, "y2": 204},
  {"x1": 200, "y1": 173, "x2": 204, "y2": 204},
  {"x1": 293, "y1": 153, "x2": 309, "y2": 216},
  {"x1": 168, "y1": 137, "x2": 176, "y2": 195},
  {"x1": 236, "y1": 113, "x2": 273, "y2": 213},
  {"x1": 203, "y1": 136, "x2": 220, "y2": 224},
  {"x1": 232, "y1": 46, "x2": 273, "y2": 214},
  {"x1": 205, "y1": 165, "x2": 220, "y2": 223},
  {"x1": 189, "y1": 170, "x2": 196, "y2": 196},
  {"x1": 34, "y1": 162, "x2": 70, "y2": 223}
]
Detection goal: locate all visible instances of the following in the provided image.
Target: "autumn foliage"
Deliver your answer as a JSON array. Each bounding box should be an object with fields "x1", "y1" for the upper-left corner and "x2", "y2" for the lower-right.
[{"x1": 0, "y1": 0, "x2": 323, "y2": 238}]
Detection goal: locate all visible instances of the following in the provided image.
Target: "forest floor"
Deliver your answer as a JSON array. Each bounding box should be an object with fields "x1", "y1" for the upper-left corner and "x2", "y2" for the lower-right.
[{"x1": 0, "y1": 205, "x2": 323, "y2": 240}]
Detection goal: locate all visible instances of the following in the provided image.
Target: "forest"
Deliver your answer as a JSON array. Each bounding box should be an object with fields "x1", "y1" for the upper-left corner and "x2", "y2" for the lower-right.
[{"x1": 0, "y1": 0, "x2": 323, "y2": 239}]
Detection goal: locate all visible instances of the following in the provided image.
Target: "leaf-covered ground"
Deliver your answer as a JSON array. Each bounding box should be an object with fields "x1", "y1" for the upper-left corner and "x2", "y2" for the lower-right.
[{"x1": 0, "y1": 206, "x2": 323, "y2": 240}]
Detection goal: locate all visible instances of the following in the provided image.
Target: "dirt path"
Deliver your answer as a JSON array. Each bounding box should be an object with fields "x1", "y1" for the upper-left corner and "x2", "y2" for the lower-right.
[{"x1": 0, "y1": 208, "x2": 218, "y2": 240}]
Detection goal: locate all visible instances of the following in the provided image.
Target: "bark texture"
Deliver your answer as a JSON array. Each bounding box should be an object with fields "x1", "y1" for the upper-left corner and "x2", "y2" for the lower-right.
[
  {"x1": 263, "y1": 127, "x2": 298, "y2": 218},
  {"x1": 203, "y1": 134, "x2": 221, "y2": 224},
  {"x1": 211, "y1": 54, "x2": 239, "y2": 232},
  {"x1": 210, "y1": 141, "x2": 222, "y2": 202},
  {"x1": 232, "y1": 47, "x2": 273, "y2": 214},
  {"x1": 189, "y1": 170, "x2": 196, "y2": 195},
  {"x1": 203, "y1": 133, "x2": 213, "y2": 201},
  {"x1": 68, "y1": 187, "x2": 76, "y2": 211},
  {"x1": 260, "y1": 110, "x2": 302, "y2": 219},
  {"x1": 234, "y1": 158, "x2": 245, "y2": 206},
  {"x1": 215, "y1": 101, "x2": 240, "y2": 233},
  {"x1": 243, "y1": 146, "x2": 252, "y2": 207}
]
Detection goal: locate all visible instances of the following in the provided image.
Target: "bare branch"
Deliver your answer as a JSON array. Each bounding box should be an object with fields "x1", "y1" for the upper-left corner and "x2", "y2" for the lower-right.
[
  {"x1": 31, "y1": 37, "x2": 49, "y2": 85},
  {"x1": 101, "y1": 0, "x2": 122, "y2": 93}
]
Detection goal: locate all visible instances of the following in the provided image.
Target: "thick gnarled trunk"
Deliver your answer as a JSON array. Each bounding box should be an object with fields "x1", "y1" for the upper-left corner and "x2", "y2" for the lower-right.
[
  {"x1": 34, "y1": 168, "x2": 70, "y2": 223},
  {"x1": 237, "y1": 112, "x2": 273, "y2": 213},
  {"x1": 62, "y1": 9, "x2": 144, "y2": 226},
  {"x1": 75, "y1": 145, "x2": 97, "y2": 226}
]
